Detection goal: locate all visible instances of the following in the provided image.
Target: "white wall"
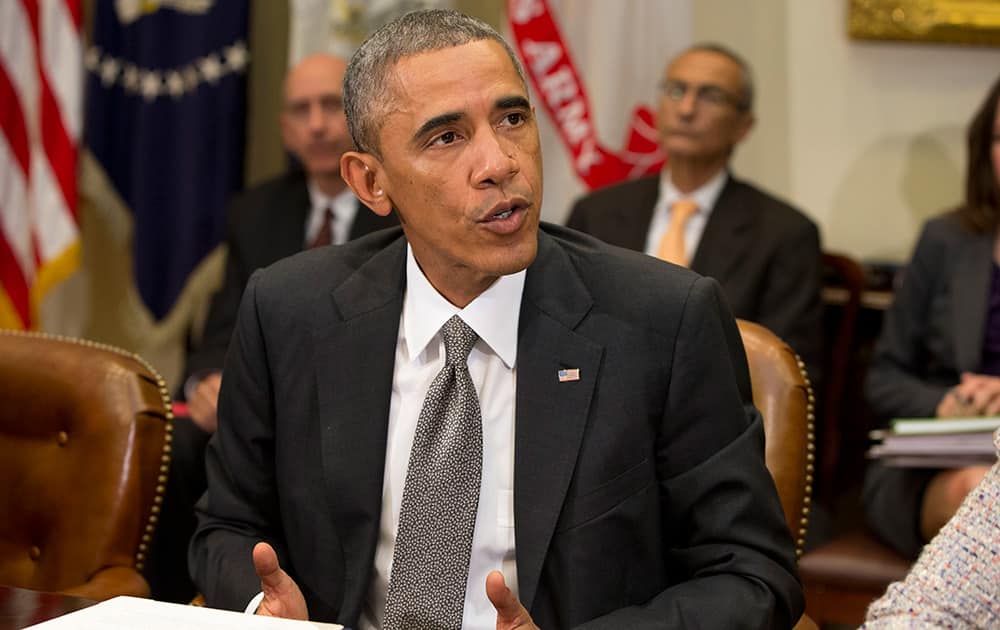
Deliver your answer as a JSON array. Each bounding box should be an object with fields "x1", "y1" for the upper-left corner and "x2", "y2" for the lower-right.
[
  {"x1": 787, "y1": 2, "x2": 1000, "y2": 262},
  {"x1": 697, "y1": 0, "x2": 1000, "y2": 263}
]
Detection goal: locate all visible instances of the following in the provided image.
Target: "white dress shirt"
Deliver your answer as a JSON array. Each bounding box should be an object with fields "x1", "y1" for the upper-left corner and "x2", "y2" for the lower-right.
[
  {"x1": 306, "y1": 183, "x2": 359, "y2": 246},
  {"x1": 357, "y1": 246, "x2": 524, "y2": 629},
  {"x1": 643, "y1": 168, "x2": 727, "y2": 259}
]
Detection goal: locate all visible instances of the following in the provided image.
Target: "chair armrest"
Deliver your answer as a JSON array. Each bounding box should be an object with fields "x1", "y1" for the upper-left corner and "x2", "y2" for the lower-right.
[
  {"x1": 799, "y1": 528, "x2": 911, "y2": 590},
  {"x1": 60, "y1": 566, "x2": 151, "y2": 600},
  {"x1": 793, "y1": 613, "x2": 819, "y2": 630}
]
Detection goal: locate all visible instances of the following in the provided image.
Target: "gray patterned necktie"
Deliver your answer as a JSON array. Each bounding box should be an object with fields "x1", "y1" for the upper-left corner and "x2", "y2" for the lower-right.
[{"x1": 383, "y1": 315, "x2": 483, "y2": 630}]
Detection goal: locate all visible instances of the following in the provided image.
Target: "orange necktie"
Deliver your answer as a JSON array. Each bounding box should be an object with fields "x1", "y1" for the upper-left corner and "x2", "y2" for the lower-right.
[{"x1": 656, "y1": 199, "x2": 699, "y2": 266}]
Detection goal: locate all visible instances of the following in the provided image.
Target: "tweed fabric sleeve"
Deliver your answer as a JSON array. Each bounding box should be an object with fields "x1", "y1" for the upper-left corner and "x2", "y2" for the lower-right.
[{"x1": 862, "y1": 430, "x2": 1000, "y2": 629}]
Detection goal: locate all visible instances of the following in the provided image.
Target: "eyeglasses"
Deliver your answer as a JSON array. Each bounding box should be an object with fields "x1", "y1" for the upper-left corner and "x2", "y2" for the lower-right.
[{"x1": 658, "y1": 79, "x2": 748, "y2": 111}]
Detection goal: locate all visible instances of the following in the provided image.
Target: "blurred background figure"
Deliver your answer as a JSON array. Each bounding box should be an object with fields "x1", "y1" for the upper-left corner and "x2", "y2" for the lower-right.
[
  {"x1": 150, "y1": 51, "x2": 398, "y2": 603},
  {"x1": 182, "y1": 52, "x2": 397, "y2": 436},
  {"x1": 863, "y1": 74, "x2": 1000, "y2": 560}
]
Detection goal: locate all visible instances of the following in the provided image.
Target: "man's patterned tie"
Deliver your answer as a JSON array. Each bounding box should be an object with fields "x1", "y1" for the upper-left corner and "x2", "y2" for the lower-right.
[{"x1": 383, "y1": 315, "x2": 483, "y2": 630}]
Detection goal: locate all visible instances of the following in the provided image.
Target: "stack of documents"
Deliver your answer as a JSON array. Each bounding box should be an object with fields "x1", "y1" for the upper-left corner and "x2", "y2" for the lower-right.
[
  {"x1": 25, "y1": 595, "x2": 345, "y2": 629},
  {"x1": 867, "y1": 416, "x2": 1000, "y2": 468}
]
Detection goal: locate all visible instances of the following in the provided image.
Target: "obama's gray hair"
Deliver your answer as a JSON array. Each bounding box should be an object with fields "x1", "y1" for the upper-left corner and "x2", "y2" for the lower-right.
[{"x1": 344, "y1": 9, "x2": 527, "y2": 159}]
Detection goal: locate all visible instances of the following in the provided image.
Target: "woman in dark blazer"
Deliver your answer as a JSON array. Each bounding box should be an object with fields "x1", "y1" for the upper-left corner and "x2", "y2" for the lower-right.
[{"x1": 864, "y1": 74, "x2": 1000, "y2": 558}]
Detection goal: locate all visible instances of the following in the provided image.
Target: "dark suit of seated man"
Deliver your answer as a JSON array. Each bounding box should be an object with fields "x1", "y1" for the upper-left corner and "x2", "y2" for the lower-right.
[
  {"x1": 145, "y1": 53, "x2": 397, "y2": 603},
  {"x1": 566, "y1": 43, "x2": 823, "y2": 385},
  {"x1": 189, "y1": 10, "x2": 803, "y2": 628}
]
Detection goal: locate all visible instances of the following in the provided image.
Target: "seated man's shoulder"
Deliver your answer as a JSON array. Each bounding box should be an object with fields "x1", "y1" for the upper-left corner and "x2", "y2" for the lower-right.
[
  {"x1": 253, "y1": 227, "x2": 405, "y2": 295},
  {"x1": 229, "y1": 170, "x2": 309, "y2": 217},
  {"x1": 570, "y1": 175, "x2": 657, "y2": 212},
  {"x1": 729, "y1": 177, "x2": 817, "y2": 236},
  {"x1": 922, "y1": 208, "x2": 974, "y2": 242},
  {"x1": 542, "y1": 223, "x2": 705, "y2": 308},
  {"x1": 729, "y1": 177, "x2": 803, "y2": 217}
]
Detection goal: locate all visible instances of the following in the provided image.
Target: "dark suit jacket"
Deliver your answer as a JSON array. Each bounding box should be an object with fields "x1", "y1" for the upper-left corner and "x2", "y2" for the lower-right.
[
  {"x1": 566, "y1": 174, "x2": 823, "y2": 381},
  {"x1": 190, "y1": 224, "x2": 802, "y2": 628},
  {"x1": 863, "y1": 210, "x2": 994, "y2": 558},
  {"x1": 185, "y1": 170, "x2": 398, "y2": 378}
]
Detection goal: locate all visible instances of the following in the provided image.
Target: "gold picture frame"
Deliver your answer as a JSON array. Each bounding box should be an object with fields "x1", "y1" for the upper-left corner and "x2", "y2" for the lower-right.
[{"x1": 849, "y1": 0, "x2": 1000, "y2": 46}]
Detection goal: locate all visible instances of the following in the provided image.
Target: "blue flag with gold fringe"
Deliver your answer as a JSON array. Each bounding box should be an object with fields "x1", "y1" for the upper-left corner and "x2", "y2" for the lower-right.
[{"x1": 84, "y1": 0, "x2": 248, "y2": 319}]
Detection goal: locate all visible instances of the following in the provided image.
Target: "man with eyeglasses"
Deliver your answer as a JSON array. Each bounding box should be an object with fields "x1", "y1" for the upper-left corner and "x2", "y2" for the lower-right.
[{"x1": 567, "y1": 44, "x2": 822, "y2": 383}]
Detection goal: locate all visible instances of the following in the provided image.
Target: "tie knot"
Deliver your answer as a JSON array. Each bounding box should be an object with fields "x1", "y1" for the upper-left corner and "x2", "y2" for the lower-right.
[
  {"x1": 440, "y1": 315, "x2": 478, "y2": 366},
  {"x1": 670, "y1": 198, "x2": 699, "y2": 225}
]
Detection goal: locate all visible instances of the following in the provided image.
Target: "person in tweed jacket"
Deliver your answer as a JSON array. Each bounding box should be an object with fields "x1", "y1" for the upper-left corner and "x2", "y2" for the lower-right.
[{"x1": 863, "y1": 429, "x2": 1000, "y2": 628}]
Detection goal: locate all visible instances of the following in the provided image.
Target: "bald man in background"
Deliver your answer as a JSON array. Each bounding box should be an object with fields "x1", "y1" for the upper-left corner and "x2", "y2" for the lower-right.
[{"x1": 147, "y1": 53, "x2": 397, "y2": 602}]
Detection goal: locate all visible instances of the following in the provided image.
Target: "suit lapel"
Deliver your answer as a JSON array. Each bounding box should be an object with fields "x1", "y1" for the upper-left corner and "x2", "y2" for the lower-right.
[
  {"x1": 619, "y1": 177, "x2": 659, "y2": 251},
  {"x1": 690, "y1": 176, "x2": 755, "y2": 281},
  {"x1": 952, "y1": 230, "x2": 993, "y2": 372},
  {"x1": 514, "y1": 231, "x2": 603, "y2": 609},
  {"x1": 312, "y1": 234, "x2": 407, "y2": 619}
]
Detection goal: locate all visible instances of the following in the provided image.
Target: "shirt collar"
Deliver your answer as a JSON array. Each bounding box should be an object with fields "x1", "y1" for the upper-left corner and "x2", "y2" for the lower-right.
[
  {"x1": 658, "y1": 167, "x2": 728, "y2": 215},
  {"x1": 402, "y1": 245, "x2": 524, "y2": 369},
  {"x1": 307, "y1": 181, "x2": 358, "y2": 221}
]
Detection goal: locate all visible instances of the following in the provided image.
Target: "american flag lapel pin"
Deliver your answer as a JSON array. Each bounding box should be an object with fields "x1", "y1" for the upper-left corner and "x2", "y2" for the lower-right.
[{"x1": 557, "y1": 368, "x2": 580, "y2": 382}]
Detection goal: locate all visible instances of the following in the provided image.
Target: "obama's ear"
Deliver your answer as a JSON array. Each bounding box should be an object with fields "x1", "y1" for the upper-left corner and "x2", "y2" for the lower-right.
[{"x1": 341, "y1": 151, "x2": 393, "y2": 216}]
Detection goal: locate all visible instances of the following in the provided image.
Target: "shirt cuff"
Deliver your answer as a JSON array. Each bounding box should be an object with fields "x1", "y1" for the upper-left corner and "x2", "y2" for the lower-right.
[{"x1": 245, "y1": 591, "x2": 265, "y2": 614}]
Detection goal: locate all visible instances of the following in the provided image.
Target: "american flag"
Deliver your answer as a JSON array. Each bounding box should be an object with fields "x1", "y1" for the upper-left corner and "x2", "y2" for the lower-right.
[
  {"x1": 0, "y1": 0, "x2": 82, "y2": 330},
  {"x1": 84, "y1": 0, "x2": 248, "y2": 320},
  {"x1": 558, "y1": 368, "x2": 580, "y2": 382}
]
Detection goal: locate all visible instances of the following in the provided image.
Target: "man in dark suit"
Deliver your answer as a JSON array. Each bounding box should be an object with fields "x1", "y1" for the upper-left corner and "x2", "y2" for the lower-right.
[
  {"x1": 190, "y1": 11, "x2": 802, "y2": 628},
  {"x1": 146, "y1": 53, "x2": 396, "y2": 602},
  {"x1": 566, "y1": 44, "x2": 822, "y2": 381}
]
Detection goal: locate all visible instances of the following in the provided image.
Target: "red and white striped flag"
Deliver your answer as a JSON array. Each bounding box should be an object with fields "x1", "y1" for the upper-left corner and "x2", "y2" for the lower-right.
[{"x1": 0, "y1": 0, "x2": 82, "y2": 330}]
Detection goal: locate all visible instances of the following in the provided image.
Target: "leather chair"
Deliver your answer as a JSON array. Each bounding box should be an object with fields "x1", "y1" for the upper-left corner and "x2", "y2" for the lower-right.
[
  {"x1": 0, "y1": 330, "x2": 173, "y2": 600},
  {"x1": 737, "y1": 319, "x2": 814, "y2": 556},
  {"x1": 737, "y1": 320, "x2": 818, "y2": 630},
  {"x1": 795, "y1": 254, "x2": 912, "y2": 627},
  {"x1": 799, "y1": 527, "x2": 910, "y2": 625},
  {"x1": 818, "y1": 252, "x2": 867, "y2": 504}
]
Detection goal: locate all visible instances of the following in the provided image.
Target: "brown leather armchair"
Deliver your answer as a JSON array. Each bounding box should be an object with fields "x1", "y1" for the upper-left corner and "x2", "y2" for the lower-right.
[
  {"x1": 799, "y1": 527, "x2": 910, "y2": 625},
  {"x1": 737, "y1": 319, "x2": 814, "y2": 556},
  {"x1": 818, "y1": 251, "x2": 867, "y2": 504},
  {"x1": 737, "y1": 320, "x2": 819, "y2": 630},
  {"x1": 795, "y1": 253, "x2": 912, "y2": 626},
  {"x1": 0, "y1": 330, "x2": 173, "y2": 600}
]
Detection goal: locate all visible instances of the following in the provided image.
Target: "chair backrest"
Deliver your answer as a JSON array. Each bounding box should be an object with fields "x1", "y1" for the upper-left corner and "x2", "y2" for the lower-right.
[
  {"x1": 736, "y1": 319, "x2": 814, "y2": 557},
  {"x1": 818, "y1": 251, "x2": 866, "y2": 503},
  {"x1": 0, "y1": 330, "x2": 172, "y2": 599}
]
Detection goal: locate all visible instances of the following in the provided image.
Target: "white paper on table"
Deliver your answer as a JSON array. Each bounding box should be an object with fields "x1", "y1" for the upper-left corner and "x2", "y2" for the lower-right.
[{"x1": 23, "y1": 595, "x2": 345, "y2": 629}]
